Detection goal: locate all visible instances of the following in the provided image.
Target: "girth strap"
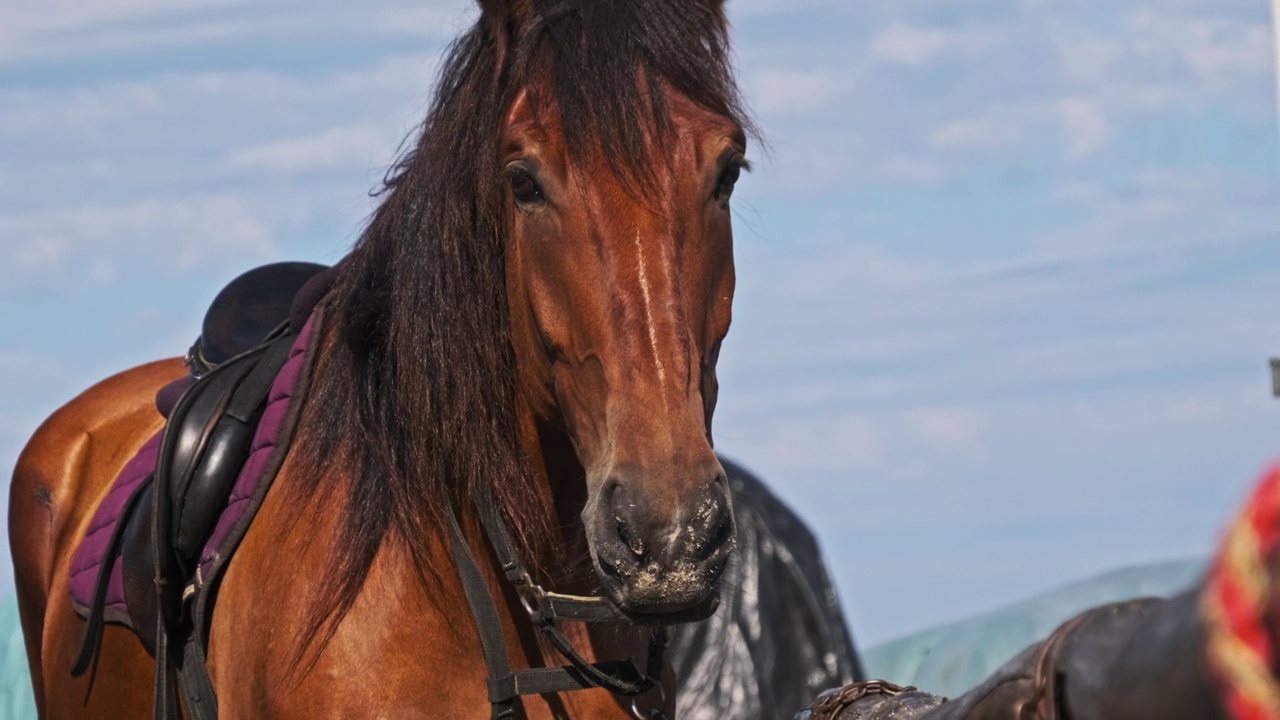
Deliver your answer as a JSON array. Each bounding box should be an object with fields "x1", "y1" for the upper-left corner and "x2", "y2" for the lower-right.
[
  {"x1": 445, "y1": 496, "x2": 666, "y2": 719},
  {"x1": 70, "y1": 477, "x2": 151, "y2": 680}
]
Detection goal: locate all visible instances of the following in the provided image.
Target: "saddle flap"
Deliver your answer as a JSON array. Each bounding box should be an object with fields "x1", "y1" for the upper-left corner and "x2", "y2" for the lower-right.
[{"x1": 166, "y1": 333, "x2": 297, "y2": 571}]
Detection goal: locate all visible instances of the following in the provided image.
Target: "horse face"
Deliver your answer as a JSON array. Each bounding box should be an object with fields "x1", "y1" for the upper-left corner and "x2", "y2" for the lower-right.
[{"x1": 502, "y1": 89, "x2": 743, "y2": 620}]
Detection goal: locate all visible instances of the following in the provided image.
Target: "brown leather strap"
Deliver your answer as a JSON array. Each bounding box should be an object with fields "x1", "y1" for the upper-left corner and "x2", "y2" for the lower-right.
[
  {"x1": 808, "y1": 680, "x2": 918, "y2": 720},
  {"x1": 1015, "y1": 610, "x2": 1097, "y2": 720}
]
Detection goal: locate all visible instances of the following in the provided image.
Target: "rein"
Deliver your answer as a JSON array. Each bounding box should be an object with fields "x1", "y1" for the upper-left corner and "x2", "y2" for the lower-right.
[{"x1": 446, "y1": 489, "x2": 669, "y2": 719}]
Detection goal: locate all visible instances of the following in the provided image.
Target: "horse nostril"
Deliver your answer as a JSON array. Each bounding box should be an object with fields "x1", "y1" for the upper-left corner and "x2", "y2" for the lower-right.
[
  {"x1": 696, "y1": 504, "x2": 734, "y2": 560},
  {"x1": 616, "y1": 515, "x2": 647, "y2": 560},
  {"x1": 691, "y1": 483, "x2": 734, "y2": 561}
]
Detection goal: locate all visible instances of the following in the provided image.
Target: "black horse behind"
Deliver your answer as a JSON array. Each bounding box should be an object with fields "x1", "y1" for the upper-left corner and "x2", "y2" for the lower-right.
[{"x1": 671, "y1": 458, "x2": 864, "y2": 719}]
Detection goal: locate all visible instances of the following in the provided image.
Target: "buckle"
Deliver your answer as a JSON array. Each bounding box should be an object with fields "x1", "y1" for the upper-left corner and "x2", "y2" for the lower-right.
[
  {"x1": 516, "y1": 580, "x2": 547, "y2": 621},
  {"x1": 630, "y1": 681, "x2": 667, "y2": 720},
  {"x1": 184, "y1": 340, "x2": 214, "y2": 379}
]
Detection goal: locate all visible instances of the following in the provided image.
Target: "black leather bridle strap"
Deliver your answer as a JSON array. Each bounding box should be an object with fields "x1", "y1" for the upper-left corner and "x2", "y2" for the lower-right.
[
  {"x1": 540, "y1": 593, "x2": 627, "y2": 623},
  {"x1": 445, "y1": 497, "x2": 665, "y2": 719},
  {"x1": 444, "y1": 507, "x2": 520, "y2": 718},
  {"x1": 469, "y1": 489, "x2": 666, "y2": 686},
  {"x1": 532, "y1": 611, "x2": 663, "y2": 696},
  {"x1": 485, "y1": 660, "x2": 646, "y2": 702},
  {"x1": 471, "y1": 490, "x2": 636, "y2": 628},
  {"x1": 471, "y1": 489, "x2": 537, "y2": 588}
]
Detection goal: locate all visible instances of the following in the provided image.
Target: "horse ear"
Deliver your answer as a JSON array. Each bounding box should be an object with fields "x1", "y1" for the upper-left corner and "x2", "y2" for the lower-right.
[
  {"x1": 476, "y1": 0, "x2": 532, "y2": 32},
  {"x1": 476, "y1": 0, "x2": 531, "y2": 60}
]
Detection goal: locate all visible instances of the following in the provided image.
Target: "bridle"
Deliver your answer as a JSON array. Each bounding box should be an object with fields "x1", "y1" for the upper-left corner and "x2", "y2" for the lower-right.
[{"x1": 446, "y1": 488, "x2": 670, "y2": 720}]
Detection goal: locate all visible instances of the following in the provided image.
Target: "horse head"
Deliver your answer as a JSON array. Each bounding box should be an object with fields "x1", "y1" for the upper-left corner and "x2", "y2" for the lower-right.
[{"x1": 490, "y1": 0, "x2": 746, "y2": 621}]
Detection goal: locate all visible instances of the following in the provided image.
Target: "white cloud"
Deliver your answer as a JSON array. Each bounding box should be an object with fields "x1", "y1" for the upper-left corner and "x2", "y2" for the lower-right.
[
  {"x1": 729, "y1": 0, "x2": 846, "y2": 20},
  {"x1": 0, "y1": 196, "x2": 286, "y2": 294},
  {"x1": 1072, "y1": 389, "x2": 1263, "y2": 433},
  {"x1": 226, "y1": 124, "x2": 396, "y2": 174},
  {"x1": 757, "y1": 131, "x2": 865, "y2": 192},
  {"x1": 1057, "y1": 97, "x2": 1110, "y2": 159},
  {"x1": 0, "y1": 0, "x2": 246, "y2": 64},
  {"x1": 1126, "y1": 10, "x2": 1274, "y2": 87},
  {"x1": 724, "y1": 404, "x2": 987, "y2": 479},
  {"x1": 0, "y1": 0, "x2": 467, "y2": 66},
  {"x1": 14, "y1": 237, "x2": 69, "y2": 277},
  {"x1": 1051, "y1": 180, "x2": 1105, "y2": 203},
  {"x1": 0, "y1": 57, "x2": 429, "y2": 143},
  {"x1": 0, "y1": 56, "x2": 433, "y2": 297},
  {"x1": 871, "y1": 24, "x2": 951, "y2": 66},
  {"x1": 879, "y1": 157, "x2": 947, "y2": 184},
  {"x1": 1045, "y1": 7, "x2": 1272, "y2": 120},
  {"x1": 1032, "y1": 169, "x2": 1280, "y2": 256},
  {"x1": 870, "y1": 23, "x2": 1000, "y2": 67},
  {"x1": 929, "y1": 112, "x2": 1027, "y2": 152},
  {"x1": 749, "y1": 68, "x2": 856, "y2": 117},
  {"x1": 370, "y1": 5, "x2": 475, "y2": 37},
  {"x1": 901, "y1": 406, "x2": 988, "y2": 457}
]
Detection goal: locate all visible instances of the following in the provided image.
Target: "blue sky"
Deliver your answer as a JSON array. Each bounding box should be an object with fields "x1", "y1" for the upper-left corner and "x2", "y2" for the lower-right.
[{"x1": 2, "y1": 0, "x2": 1279, "y2": 647}]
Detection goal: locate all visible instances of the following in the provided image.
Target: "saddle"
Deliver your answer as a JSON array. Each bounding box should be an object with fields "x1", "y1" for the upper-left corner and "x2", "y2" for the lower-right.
[{"x1": 70, "y1": 261, "x2": 332, "y2": 720}]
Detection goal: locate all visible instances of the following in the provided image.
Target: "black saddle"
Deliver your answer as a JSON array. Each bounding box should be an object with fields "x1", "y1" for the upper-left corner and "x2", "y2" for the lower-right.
[
  {"x1": 189, "y1": 261, "x2": 329, "y2": 375},
  {"x1": 73, "y1": 261, "x2": 332, "y2": 720}
]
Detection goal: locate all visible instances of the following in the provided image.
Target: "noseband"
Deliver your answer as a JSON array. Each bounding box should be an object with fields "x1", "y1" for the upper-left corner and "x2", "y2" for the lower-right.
[{"x1": 447, "y1": 489, "x2": 669, "y2": 720}]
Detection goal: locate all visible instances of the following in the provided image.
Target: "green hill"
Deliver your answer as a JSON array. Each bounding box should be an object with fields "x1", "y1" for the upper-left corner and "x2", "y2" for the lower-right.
[{"x1": 862, "y1": 559, "x2": 1203, "y2": 697}]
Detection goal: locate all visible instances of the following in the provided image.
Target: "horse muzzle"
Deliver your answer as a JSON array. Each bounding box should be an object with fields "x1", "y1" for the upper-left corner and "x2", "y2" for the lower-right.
[{"x1": 586, "y1": 473, "x2": 736, "y2": 622}]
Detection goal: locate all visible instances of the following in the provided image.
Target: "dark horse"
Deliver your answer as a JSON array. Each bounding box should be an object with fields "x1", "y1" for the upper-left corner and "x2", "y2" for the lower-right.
[{"x1": 9, "y1": 0, "x2": 753, "y2": 716}]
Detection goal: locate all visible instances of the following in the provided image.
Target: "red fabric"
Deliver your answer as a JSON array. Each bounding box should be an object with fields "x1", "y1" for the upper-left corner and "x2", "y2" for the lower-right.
[{"x1": 1206, "y1": 464, "x2": 1280, "y2": 720}]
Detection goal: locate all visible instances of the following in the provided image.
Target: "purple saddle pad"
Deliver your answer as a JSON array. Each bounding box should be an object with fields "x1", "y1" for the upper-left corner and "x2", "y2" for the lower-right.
[{"x1": 69, "y1": 314, "x2": 316, "y2": 623}]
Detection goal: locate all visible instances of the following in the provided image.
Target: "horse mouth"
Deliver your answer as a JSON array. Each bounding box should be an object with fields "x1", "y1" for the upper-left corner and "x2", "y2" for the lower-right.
[
  {"x1": 613, "y1": 593, "x2": 722, "y2": 626},
  {"x1": 595, "y1": 555, "x2": 727, "y2": 626}
]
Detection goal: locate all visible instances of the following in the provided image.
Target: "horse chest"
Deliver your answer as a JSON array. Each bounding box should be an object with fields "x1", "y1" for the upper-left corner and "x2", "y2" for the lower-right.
[{"x1": 205, "y1": 466, "x2": 638, "y2": 719}]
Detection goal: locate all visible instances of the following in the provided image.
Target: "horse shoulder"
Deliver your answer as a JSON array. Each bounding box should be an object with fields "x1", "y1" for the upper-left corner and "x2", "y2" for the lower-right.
[{"x1": 206, "y1": 452, "x2": 470, "y2": 715}]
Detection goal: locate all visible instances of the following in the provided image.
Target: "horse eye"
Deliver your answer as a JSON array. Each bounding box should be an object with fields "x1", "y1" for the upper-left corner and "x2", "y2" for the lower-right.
[
  {"x1": 715, "y1": 162, "x2": 742, "y2": 202},
  {"x1": 509, "y1": 169, "x2": 544, "y2": 204}
]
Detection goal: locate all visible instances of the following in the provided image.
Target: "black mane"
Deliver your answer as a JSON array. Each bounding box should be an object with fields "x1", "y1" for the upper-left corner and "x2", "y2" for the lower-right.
[{"x1": 292, "y1": 0, "x2": 751, "y2": 658}]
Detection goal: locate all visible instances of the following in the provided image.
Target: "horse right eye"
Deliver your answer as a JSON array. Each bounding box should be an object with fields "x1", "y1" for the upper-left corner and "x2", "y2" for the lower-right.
[{"x1": 715, "y1": 163, "x2": 741, "y2": 201}]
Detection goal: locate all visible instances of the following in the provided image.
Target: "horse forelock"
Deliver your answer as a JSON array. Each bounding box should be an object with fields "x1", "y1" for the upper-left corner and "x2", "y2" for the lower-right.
[{"x1": 289, "y1": 0, "x2": 751, "y2": 664}]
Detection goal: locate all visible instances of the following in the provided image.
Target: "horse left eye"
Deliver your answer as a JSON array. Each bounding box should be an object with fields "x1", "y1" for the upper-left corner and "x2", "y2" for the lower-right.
[
  {"x1": 715, "y1": 163, "x2": 742, "y2": 202},
  {"x1": 509, "y1": 170, "x2": 544, "y2": 204}
]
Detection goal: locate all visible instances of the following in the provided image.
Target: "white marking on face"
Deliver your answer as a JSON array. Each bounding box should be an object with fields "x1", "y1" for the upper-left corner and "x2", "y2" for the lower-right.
[{"x1": 634, "y1": 229, "x2": 667, "y2": 387}]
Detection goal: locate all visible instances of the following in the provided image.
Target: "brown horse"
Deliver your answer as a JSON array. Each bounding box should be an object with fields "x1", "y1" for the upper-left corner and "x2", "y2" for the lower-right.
[{"x1": 10, "y1": 0, "x2": 753, "y2": 717}]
